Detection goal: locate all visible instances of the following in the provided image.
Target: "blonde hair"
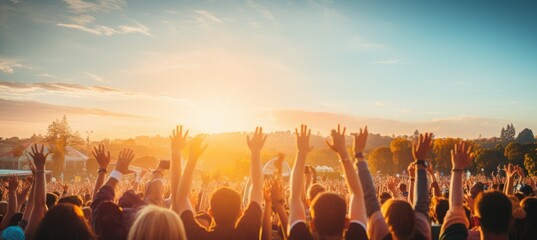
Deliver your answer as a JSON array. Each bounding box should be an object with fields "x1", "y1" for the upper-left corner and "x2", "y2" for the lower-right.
[{"x1": 128, "y1": 205, "x2": 187, "y2": 240}]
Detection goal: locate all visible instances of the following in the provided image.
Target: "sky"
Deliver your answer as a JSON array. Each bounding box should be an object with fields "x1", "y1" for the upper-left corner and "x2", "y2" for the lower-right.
[{"x1": 1, "y1": 0, "x2": 536, "y2": 140}]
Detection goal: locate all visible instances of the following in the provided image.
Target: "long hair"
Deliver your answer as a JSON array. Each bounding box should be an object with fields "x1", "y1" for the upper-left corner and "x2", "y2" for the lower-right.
[
  {"x1": 381, "y1": 199, "x2": 415, "y2": 240},
  {"x1": 34, "y1": 203, "x2": 96, "y2": 240},
  {"x1": 127, "y1": 205, "x2": 187, "y2": 240}
]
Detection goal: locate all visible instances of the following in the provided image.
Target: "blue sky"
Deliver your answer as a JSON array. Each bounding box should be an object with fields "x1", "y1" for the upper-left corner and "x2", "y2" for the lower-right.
[{"x1": 1, "y1": 0, "x2": 536, "y2": 139}]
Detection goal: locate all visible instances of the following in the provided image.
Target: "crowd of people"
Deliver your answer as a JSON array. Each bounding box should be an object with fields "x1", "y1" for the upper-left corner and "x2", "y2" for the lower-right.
[{"x1": 0, "y1": 124, "x2": 536, "y2": 240}]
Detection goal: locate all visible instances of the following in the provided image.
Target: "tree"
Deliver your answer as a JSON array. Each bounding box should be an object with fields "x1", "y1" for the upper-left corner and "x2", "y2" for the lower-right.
[
  {"x1": 367, "y1": 147, "x2": 394, "y2": 175},
  {"x1": 516, "y1": 128, "x2": 535, "y2": 143},
  {"x1": 390, "y1": 137, "x2": 413, "y2": 174},
  {"x1": 504, "y1": 142, "x2": 526, "y2": 166},
  {"x1": 524, "y1": 148, "x2": 537, "y2": 177},
  {"x1": 432, "y1": 138, "x2": 460, "y2": 173},
  {"x1": 501, "y1": 124, "x2": 516, "y2": 142},
  {"x1": 44, "y1": 115, "x2": 84, "y2": 173},
  {"x1": 473, "y1": 148, "x2": 506, "y2": 175}
]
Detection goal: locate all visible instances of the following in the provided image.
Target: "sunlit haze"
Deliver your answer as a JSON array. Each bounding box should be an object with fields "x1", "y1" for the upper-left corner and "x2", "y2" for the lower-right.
[{"x1": 1, "y1": 0, "x2": 536, "y2": 139}]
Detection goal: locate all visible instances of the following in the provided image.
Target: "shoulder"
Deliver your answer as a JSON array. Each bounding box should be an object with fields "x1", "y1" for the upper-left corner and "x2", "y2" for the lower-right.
[{"x1": 288, "y1": 221, "x2": 313, "y2": 240}]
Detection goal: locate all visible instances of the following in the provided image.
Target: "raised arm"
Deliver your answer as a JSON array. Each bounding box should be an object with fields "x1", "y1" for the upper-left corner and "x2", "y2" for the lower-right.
[
  {"x1": 412, "y1": 133, "x2": 434, "y2": 238},
  {"x1": 0, "y1": 176, "x2": 19, "y2": 231},
  {"x1": 503, "y1": 163, "x2": 515, "y2": 195},
  {"x1": 440, "y1": 141, "x2": 473, "y2": 236},
  {"x1": 407, "y1": 163, "x2": 416, "y2": 203},
  {"x1": 246, "y1": 127, "x2": 267, "y2": 207},
  {"x1": 92, "y1": 144, "x2": 111, "y2": 198},
  {"x1": 329, "y1": 125, "x2": 366, "y2": 224},
  {"x1": 170, "y1": 125, "x2": 188, "y2": 212},
  {"x1": 427, "y1": 164, "x2": 442, "y2": 197},
  {"x1": 261, "y1": 180, "x2": 273, "y2": 240},
  {"x1": 174, "y1": 135, "x2": 207, "y2": 214},
  {"x1": 25, "y1": 144, "x2": 49, "y2": 240},
  {"x1": 288, "y1": 124, "x2": 311, "y2": 228}
]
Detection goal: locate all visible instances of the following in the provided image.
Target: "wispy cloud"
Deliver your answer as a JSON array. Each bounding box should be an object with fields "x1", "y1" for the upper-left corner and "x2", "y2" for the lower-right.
[
  {"x1": 84, "y1": 72, "x2": 103, "y2": 82},
  {"x1": 347, "y1": 37, "x2": 385, "y2": 50},
  {"x1": 0, "y1": 80, "x2": 187, "y2": 103},
  {"x1": 57, "y1": 20, "x2": 151, "y2": 36},
  {"x1": 63, "y1": 0, "x2": 126, "y2": 13},
  {"x1": 248, "y1": 0, "x2": 274, "y2": 20},
  {"x1": 37, "y1": 73, "x2": 57, "y2": 78},
  {"x1": 374, "y1": 101, "x2": 394, "y2": 107},
  {"x1": 0, "y1": 98, "x2": 140, "y2": 120},
  {"x1": 373, "y1": 59, "x2": 403, "y2": 64},
  {"x1": 194, "y1": 10, "x2": 222, "y2": 23},
  {"x1": 0, "y1": 58, "x2": 32, "y2": 74}
]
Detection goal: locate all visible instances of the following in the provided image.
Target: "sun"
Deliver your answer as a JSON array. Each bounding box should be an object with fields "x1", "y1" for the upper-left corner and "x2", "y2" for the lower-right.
[{"x1": 191, "y1": 101, "x2": 247, "y2": 133}]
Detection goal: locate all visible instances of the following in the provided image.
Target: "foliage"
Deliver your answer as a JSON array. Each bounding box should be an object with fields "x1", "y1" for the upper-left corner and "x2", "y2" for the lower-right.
[
  {"x1": 367, "y1": 147, "x2": 394, "y2": 175},
  {"x1": 473, "y1": 148, "x2": 506, "y2": 175},
  {"x1": 501, "y1": 123, "x2": 516, "y2": 142},
  {"x1": 44, "y1": 115, "x2": 84, "y2": 173},
  {"x1": 432, "y1": 138, "x2": 460, "y2": 173},
  {"x1": 390, "y1": 137, "x2": 413, "y2": 174},
  {"x1": 524, "y1": 148, "x2": 537, "y2": 177},
  {"x1": 516, "y1": 128, "x2": 535, "y2": 143}
]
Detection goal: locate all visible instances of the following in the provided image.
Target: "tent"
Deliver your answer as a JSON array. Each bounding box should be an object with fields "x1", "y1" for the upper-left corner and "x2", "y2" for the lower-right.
[{"x1": 262, "y1": 157, "x2": 292, "y2": 177}]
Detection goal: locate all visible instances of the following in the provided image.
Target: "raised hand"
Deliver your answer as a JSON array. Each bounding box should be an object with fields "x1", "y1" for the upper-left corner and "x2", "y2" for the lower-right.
[
  {"x1": 5, "y1": 175, "x2": 19, "y2": 192},
  {"x1": 352, "y1": 126, "x2": 368, "y2": 154},
  {"x1": 451, "y1": 141, "x2": 474, "y2": 170},
  {"x1": 28, "y1": 144, "x2": 48, "y2": 169},
  {"x1": 387, "y1": 176, "x2": 400, "y2": 194},
  {"x1": 296, "y1": 124, "x2": 311, "y2": 153},
  {"x1": 412, "y1": 133, "x2": 434, "y2": 161},
  {"x1": 92, "y1": 144, "x2": 111, "y2": 170},
  {"x1": 171, "y1": 125, "x2": 189, "y2": 157},
  {"x1": 503, "y1": 163, "x2": 515, "y2": 178},
  {"x1": 247, "y1": 127, "x2": 267, "y2": 153},
  {"x1": 515, "y1": 165, "x2": 525, "y2": 178},
  {"x1": 116, "y1": 148, "x2": 135, "y2": 175},
  {"x1": 271, "y1": 178, "x2": 284, "y2": 205},
  {"x1": 188, "y1": 135, "x2": 208, "y2": 162},
  {"x1": 325, "y1": 124, "x2": 349, "y2": 159},
  {"x1": 426, "y1": 162, "x2": 435, "y2": 176}
]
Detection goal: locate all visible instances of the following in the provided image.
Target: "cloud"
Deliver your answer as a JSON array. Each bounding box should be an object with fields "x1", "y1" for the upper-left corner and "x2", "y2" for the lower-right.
[
  {"x1": 374, "y1": 101, "x2": 394, "y2": 107},
  {"x1": 373, "y1": 59, "x2": 403, "y2": 64},
  {"x1": 84, "y1": 72, "x2": 103, "y2": 82},
  {"x1": 37, "y1": 73, "x2": 57, "y2": 78},
  {"x1": 63, "y1": 0, "x2": 126, "y2": 13},
  {"x1": 269, "y1": 109, "x2": 504, "y2": 138},
  {"x1": 194, "y1": 10, "x2": 222, "y2": 23},
  {"x1": 0, "y1": 80, "x2": 187, "y2": 103},
  {"x1": 0, "y1": 98, "x2": 139, "y2": 122},
  {"x1": 57, "y1": 20, "x2": 151, "y2": 36},
  {"x1": 0, "y1": 58, "x2": 31, "y2": 74},
  {"x1": 0, "y1": 80, "x2": 124, "y2": 95},
  {"x1": 248, "y1": 0, "x2": 274, "y2": 20},
  {"x1": 347, "y1": 37, "x2": 385, "y2": 50}
]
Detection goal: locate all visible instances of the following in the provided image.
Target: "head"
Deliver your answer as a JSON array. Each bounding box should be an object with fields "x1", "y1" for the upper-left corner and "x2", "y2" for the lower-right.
[
  {"x1": 307, "y1": 183, "x2": 326, "y2": 205},
  {"x1": 34, "y1": 203, "x2": 95, "y2": 240},
  {"x1": 508, "y1": 195, "x2": 526, "y2": 220},
  {"x1": 381, "y1": 199, "x2": 415, "y2": 239},
  {"x1": 128, "y1": 205, "x2": 186, "y2": 240},
  {"x1": 470, "y1": 182, "x2": 485, "y2": 199},
  {"x1": 379, "y1": 192, "x2": 392, "y2": 205},
  {"x1": 8, "y1": 212, "x2": 23, "y2": 227},
  {"x1": 1, "y1": 226, "x2": 24, "y2": 240},
  {"x1": 474, "y1": 191, "x2": 512, "y2": 236},
  {"x1": 309, "y1": 192, "x2": 347, "y2": 238},
  {"x1": 93, "y1": 201, "x2": 127, "y2": 240},
  {"x1": 398, "y1": 183, "x2": 407, "y2": 193},
  {"x1": 144, "y1": 179, "x2": 164, "y2": 206},
  {"x1": 209, "y1": 187, "x2": 241, "y2": 227},
  {"x1": 431, "y1": 197, "x2": 449, "y2": 224},
  {"x1": 58, "y1": 195, "x2": 84, "y2": 207},
  {"x1": 521, "y1": 197, "x2": 537, "y2": 238},
  {"x1": 119, "y1": 190, "x2": 146, "y2": 209},
  {"x1": 46, "y1": 192, "x2": 59, "y2": 209}
]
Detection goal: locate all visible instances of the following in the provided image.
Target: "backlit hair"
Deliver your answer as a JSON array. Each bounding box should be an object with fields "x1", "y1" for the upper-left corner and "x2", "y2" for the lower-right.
[{"x1": 128, "y1": 205, "x2": 187, "y2": 240}]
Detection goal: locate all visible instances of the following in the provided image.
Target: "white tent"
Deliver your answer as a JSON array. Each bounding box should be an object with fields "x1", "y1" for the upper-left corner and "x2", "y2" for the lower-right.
[
  {"x1": 262, "y1": 157, "x2": 292, "y2": 177},
  {"x1": 17, "y1": 144, "x2": 88, "y2": 170}
]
